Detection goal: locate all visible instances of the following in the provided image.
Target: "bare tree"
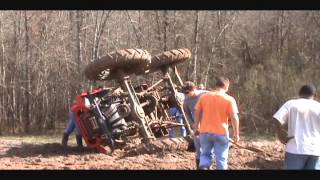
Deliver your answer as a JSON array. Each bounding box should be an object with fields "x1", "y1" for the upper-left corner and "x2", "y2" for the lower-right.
[{"x1": 192, "y1": 11, "x2": 200, "y2": 84}]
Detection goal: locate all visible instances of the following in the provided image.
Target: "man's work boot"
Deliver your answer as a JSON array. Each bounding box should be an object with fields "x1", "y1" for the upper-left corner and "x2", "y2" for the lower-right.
[
  {"x1": 62, "y1": 133, "x2": 69, "y2": 147},
  {"x1": 76, "y1": 135, "x2": 83, "y2": 148},
  {"x1": 196, "y1": 159, "x2": 200, "y2": 170}
]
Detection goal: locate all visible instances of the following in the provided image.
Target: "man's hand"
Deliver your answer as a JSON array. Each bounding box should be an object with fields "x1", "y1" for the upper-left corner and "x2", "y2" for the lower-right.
[
  {"x1": 279, "y1": 137, "x2": 288, "y2": 144},
  {"x1": 192, "y1": 123, "x2": 199, "y2": 135},
  {"x1": 277, "y1": 129, "x2": 292, "y2": 144},
  {"x1": 192, "y1": 123, "x2": 198, "y2": 131},
  {"x1": 274, "y1": 119, "x2": 290, "y2": 145},
  {"x1": 194, "y1": 129, "x2": 199, "y2": 136}
]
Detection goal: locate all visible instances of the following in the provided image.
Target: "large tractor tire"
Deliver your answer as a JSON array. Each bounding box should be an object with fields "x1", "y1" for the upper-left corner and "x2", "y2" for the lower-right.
[
  {"x1": 84, "y1": 48, "x2": 151, "y2": 80},
  {"x1": 146, "y1": 48, "x2": 191, "y2": 73}
]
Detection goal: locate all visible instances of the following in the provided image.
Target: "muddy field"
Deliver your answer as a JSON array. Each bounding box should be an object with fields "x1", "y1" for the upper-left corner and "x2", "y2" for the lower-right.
[{"x1": 0, "y1": 135, "x2": 285, "y2": 170}]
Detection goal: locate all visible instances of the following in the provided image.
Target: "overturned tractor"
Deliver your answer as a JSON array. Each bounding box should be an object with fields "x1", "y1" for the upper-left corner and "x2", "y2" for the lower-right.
[{"x1": 74, "y1": 48, "x2": 194, "y2": 154}]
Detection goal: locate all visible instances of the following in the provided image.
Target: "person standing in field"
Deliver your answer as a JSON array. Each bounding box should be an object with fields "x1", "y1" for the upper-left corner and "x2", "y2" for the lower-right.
[
  {"x1": 62, "y1": 103, "x2": 83, "y2": 148},
  {"x1": 273, "y1": 84, "x2": 320, "y2": 170},
  {"x1": 182, "y1": 81, "x2": 209, "y2": 169},
  {"x1": 194, "y1": 77, "x2": 240, "y2": 170},
  {"x1": 168, "y1": 92, "x2": 187, "y2": 138}
]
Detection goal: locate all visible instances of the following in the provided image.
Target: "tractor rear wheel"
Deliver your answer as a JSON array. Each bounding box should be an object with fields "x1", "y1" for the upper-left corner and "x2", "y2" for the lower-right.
[
  {"x1": 84, "y1": 48, "x2": 151, "y2": 80},
  {"x1": 146, "y1": 48, "x2": 191, "y2": 73}
]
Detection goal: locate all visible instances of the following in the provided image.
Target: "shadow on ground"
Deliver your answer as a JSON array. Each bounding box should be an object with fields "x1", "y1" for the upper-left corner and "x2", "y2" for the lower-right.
[{"x1": 0, "y1": 143, "x2": 96, "y2": 158}]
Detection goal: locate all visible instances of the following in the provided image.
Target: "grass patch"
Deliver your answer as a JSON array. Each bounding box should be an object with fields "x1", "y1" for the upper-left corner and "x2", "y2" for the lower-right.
[{"x1": 0, "y1": 135, "x2": 60, "y2": 144}]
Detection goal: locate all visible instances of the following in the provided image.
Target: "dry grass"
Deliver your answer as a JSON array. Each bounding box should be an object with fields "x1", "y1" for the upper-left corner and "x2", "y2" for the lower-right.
[{"x1": 0, "y1": 133, "x2": 79, "y2": 145}]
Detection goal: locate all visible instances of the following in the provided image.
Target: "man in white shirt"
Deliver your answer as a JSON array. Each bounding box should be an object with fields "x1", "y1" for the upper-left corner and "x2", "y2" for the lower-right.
[{"x1": 273, "y1": 84, "x2": 320, "y2": 170}]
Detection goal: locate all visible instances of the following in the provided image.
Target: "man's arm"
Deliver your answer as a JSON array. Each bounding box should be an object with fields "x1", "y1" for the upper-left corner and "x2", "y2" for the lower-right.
[
  {"x1": 230, "y1": 113, "x2": 240, "y2": 143},
  {"x1": 193, "y1": 97, "x2": 203, "y2": 135},
  {"x1": 228, "y1": 97, "x2": 240, "y2": 143},
  {"x1": 194, "y1": 108, "x2": 202, "y2": 135},
  {"x1": 273, "y1": 118, "x2": 290, "y2": 144},
  {"x1": 273, "y1": 101, "x2": 291, "y2": 144},
  {"x1": 183, "y1": 103, "x2": 193, "y2": 124}
]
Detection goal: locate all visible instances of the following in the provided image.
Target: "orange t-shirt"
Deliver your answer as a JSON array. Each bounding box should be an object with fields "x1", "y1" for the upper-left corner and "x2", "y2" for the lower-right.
[{"x1": 195, "y1": 91, "x2": 239, "y2": 135}]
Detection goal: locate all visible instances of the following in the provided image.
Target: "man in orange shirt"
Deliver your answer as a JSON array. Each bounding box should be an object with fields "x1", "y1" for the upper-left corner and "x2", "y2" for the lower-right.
[{"x1": 194, "y1": 77, "x2": 240, "y2": 170}]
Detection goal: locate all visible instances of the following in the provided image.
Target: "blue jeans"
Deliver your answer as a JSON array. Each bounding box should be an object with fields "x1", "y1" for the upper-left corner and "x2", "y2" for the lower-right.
[
  {"x1": 169, "y1": 117, "x2": 187, "y2": 137},
  {"x1": 284, "y1": 152, "x2": 320, "y2": 170},
  {"x1": 194, "y1": 135, "x2": 201, "y2": 160},
  {"x1": 65, "y1": 111, "x2": 81, "y2": 136},
  {"x1": 199, "y1": 133, "x2": 229, "y2": 170},
  {"x1": 169, "y1": 107, "x2": 187, "y2": 138}
]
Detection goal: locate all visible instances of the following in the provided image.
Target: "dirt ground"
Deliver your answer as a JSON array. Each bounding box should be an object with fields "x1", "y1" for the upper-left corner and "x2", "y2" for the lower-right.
[{"x1": 0, "y1": 135, "x2": 285, "y2": 170}]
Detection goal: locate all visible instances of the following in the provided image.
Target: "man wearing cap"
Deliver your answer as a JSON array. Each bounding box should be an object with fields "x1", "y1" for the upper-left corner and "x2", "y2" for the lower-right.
[
  {"x1": 273, "y1": 84, "x2": 320, "y2": 169},
  {"x1": 182, "y1": 81, "x2": 209, "y2": 169}
]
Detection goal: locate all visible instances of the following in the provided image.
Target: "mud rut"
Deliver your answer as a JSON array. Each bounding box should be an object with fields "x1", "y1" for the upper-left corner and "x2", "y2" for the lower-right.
[{"x1": 0, "y1": 137, "x2": 285, "y2": 170}]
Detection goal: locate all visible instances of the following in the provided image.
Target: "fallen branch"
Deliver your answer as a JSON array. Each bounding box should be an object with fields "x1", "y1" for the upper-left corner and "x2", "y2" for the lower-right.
[{"x1": 229, "y1": 138, "x2": 274, "y2": 157}]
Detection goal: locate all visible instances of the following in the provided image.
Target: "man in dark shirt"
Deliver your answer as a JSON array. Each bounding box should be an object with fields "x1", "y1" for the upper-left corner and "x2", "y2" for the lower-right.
[{"x1": 182, "y1": 81, "x2": 209, "y2": 169}]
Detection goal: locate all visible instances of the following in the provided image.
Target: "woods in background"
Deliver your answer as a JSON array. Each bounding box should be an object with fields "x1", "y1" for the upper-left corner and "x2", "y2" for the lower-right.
[{"x1": 0, "y1": 10, "x2": 319, "y2": 135}]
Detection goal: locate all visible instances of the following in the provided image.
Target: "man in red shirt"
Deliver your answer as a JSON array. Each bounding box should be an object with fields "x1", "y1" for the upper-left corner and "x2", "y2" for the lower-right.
[{"x1": 62, "y1": 103, "x2": 83, "y2": 147}]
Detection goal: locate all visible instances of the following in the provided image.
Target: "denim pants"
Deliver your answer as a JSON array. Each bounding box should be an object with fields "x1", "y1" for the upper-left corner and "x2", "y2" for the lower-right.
[
  {"x1": 65, "y1": 111, "x2": 81, "y2": 136},
  {"x1": 194, "y1": 134, "x2": 214, "y2": 160},
  {"x1": 194, "y1": 135, "x2": 201, "y2": 160},
  {"x1": 169, "y1": 107, "x2": 187, "y2": 137},
  {"x1": 199, "y1": 133, "x2": 229, "y2": 170},
  {"x1": 284, "y1": 152, "x2": 320, "y2": 170},
  {"x1": 169, "y1": 116, "x2": 187, "y2": 137}
]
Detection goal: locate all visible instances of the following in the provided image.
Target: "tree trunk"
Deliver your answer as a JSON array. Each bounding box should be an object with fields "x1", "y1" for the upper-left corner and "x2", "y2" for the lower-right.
[
  {"x1": 193, "y1": 11, "x2": 200, "y2": 84},
  {"x1": 23, "y1": 11, "x2": 30, "y2": 133},
  {"x1": 0, "y1": 14, "x2": 5, "y2": 133},
  {"x1": 155, "y1": 11, "x2": 162, "y2": 50},
  {"x1": 127, "y1": 11, "x2": 143, "y2": 48},
  {"x1": 91, "y1": 11, "x2": 111, "y2": 88},
  {"x1": 75, "y1": 11, "x2": 82, "y2": 92},
  {"x1": 163, "y1": 10, "x2": 169, "y2": 51}
]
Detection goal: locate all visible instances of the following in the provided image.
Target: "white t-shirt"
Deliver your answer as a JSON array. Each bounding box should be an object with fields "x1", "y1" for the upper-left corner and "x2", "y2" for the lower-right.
[{"x1": 273, "y1": 98, "x2": 320, "y2": 156}]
